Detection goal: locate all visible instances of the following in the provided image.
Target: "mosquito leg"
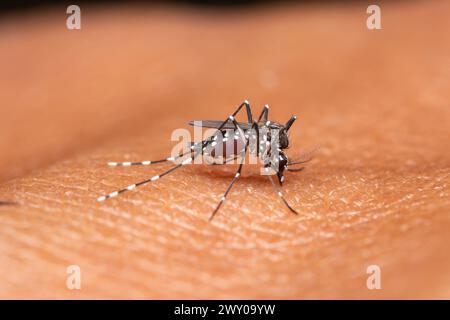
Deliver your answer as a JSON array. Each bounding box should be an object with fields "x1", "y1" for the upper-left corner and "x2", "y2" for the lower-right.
[
  {"x1": 106, "y1": 141, "x2": 206, "y2": 167},
  {"x1": 209, "y1": 122, "x2": 258, "y2": 220},
  {"x1": 107, "y1": 158, "x2": 173, "y2": 167},
  {"x1": 257, "y1": 104, "x2": 269, "y2": 123},
  {"x1": 209, "y1": 153, "x2": 246, "y2": 221},
  {"x1": 97, "y1": 154, "x2": 198, "y2": 202},
  {"x1": 267, "y1": 175, "x2": 298, "y2": 214},
  {"x1": 201, "y1": 100, "x2": 252, "y2": 149},
  {"x1": 243, "y1": 100, "x2": 253, "y2": 124}
]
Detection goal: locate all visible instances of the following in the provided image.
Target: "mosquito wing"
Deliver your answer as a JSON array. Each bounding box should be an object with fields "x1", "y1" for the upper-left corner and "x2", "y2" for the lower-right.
[{"x1": 188, "y1": 120, "x2": 252, "y2": 130}]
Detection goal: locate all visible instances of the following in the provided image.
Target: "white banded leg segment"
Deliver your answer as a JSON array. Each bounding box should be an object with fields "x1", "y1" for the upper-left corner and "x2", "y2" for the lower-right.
[
  {"x1": 97, "y1": 190, "x2": 120, "y2": 202},
  {"x1": 108, "y1": 160, "x2": 162, "y2": 166},
  {"x1": 97, "y1": 155, "x2": 198, "y2": 202},
  {"x1": 209, "y1": 165, "x2": 245, "y2": 220},
  {"x1": 107, "y1": 154, "x2": 188, "y2": 167}
]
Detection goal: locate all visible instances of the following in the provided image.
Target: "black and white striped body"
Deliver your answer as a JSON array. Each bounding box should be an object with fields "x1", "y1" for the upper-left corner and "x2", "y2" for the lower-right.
[{"x1": 190, "y1": 121, "x2": 289, "y2": 185}]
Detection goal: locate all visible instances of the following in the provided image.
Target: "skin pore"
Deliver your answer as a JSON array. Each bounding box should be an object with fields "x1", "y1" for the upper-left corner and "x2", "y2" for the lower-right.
[{"x1": 0, "y1": 2, "x2": 449, "y2": 298}]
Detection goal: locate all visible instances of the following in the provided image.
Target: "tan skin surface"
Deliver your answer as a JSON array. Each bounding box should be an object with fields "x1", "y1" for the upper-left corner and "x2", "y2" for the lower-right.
[{"x1": 0, "y1": 2, "x2": 449, "y2": 299}]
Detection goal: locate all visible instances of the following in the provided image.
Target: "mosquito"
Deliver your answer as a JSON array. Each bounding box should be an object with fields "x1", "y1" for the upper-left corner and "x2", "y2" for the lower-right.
[{"x1": 97, "y1": 100, "x2": 311, "y2": 220}]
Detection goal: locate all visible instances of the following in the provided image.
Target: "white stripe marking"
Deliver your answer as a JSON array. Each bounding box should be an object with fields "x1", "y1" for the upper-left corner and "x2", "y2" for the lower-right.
[
  {"x1": 109, "y1": 191, "x2": 119, "y2": 198},
  {"x1": 108, "y1": 162, "x2": 118, "y2": 166},
  {"x1": 97, "y1": 196, "x2": 106, "y2": 202},
  {"x1": 127, "y1": 184, "x2": 136, "y2": 190},
  {"x1": 151, "y1": 175, "x2": 159, "y2": 181},
  {"x1": 142, "y1": 161, "x2": 151, "y2": 165}
]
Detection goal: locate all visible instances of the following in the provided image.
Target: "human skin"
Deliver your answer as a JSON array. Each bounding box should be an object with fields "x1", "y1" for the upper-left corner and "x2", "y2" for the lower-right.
[{"x1": 0, "y1": 1, "x2": 449, "y2": 299}]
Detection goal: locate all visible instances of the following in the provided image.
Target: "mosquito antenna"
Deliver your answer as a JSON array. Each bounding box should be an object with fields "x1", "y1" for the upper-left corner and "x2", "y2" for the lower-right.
[
  {"x1": 285, "y1": 115, "x2": 297, "y2": 131},
  {"x1": 287, "y1": 145, "x2": 320, "y2": 166},
  {"x1": 267, "y1": 175, "x2": 298, "y2": 214},
  {"x1": 288, "y1": 159, "x2": 312, "y2": 166}
]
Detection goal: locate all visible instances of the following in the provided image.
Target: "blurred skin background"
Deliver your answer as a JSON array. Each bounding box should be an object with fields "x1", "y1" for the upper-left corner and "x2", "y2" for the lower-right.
[{"x1": 0, "y1": 0, "x2": 449, "y2": 299}]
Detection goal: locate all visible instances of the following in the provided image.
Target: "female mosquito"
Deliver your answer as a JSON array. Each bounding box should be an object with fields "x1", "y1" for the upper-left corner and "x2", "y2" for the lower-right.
[{"x1": 97, "y1": 100, "x2": 309, "y2": 220}]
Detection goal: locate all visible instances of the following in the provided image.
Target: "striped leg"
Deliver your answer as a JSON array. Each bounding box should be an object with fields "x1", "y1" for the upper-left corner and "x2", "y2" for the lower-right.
[
  {"x1": 98, "y1": 137, "x2": 220, "y2": 201},
  {"x1": 257, "y1": 104, "x2": 269, "y2": 123},
  {"x1": 209, "y1": 157, "x2": 245, "y2": 221},
  {"x1": 267, "y1": 175, "x2": 298, "y2": 214},
  {"x1": 209, "y1": 121, "x2": 256, "y2": 220},
  {"x1": 105, "y1": 139, "x2": 214, "y2": 167},
  {"x1": 106, "y1": 147, "x2": 197, "y2": 167},
  {"x1": 97, "y1": 156, "x2": 195, "y2": 202},
  {"x1": 107, "y1": 159, "x2": 171, "y2": 167}
]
